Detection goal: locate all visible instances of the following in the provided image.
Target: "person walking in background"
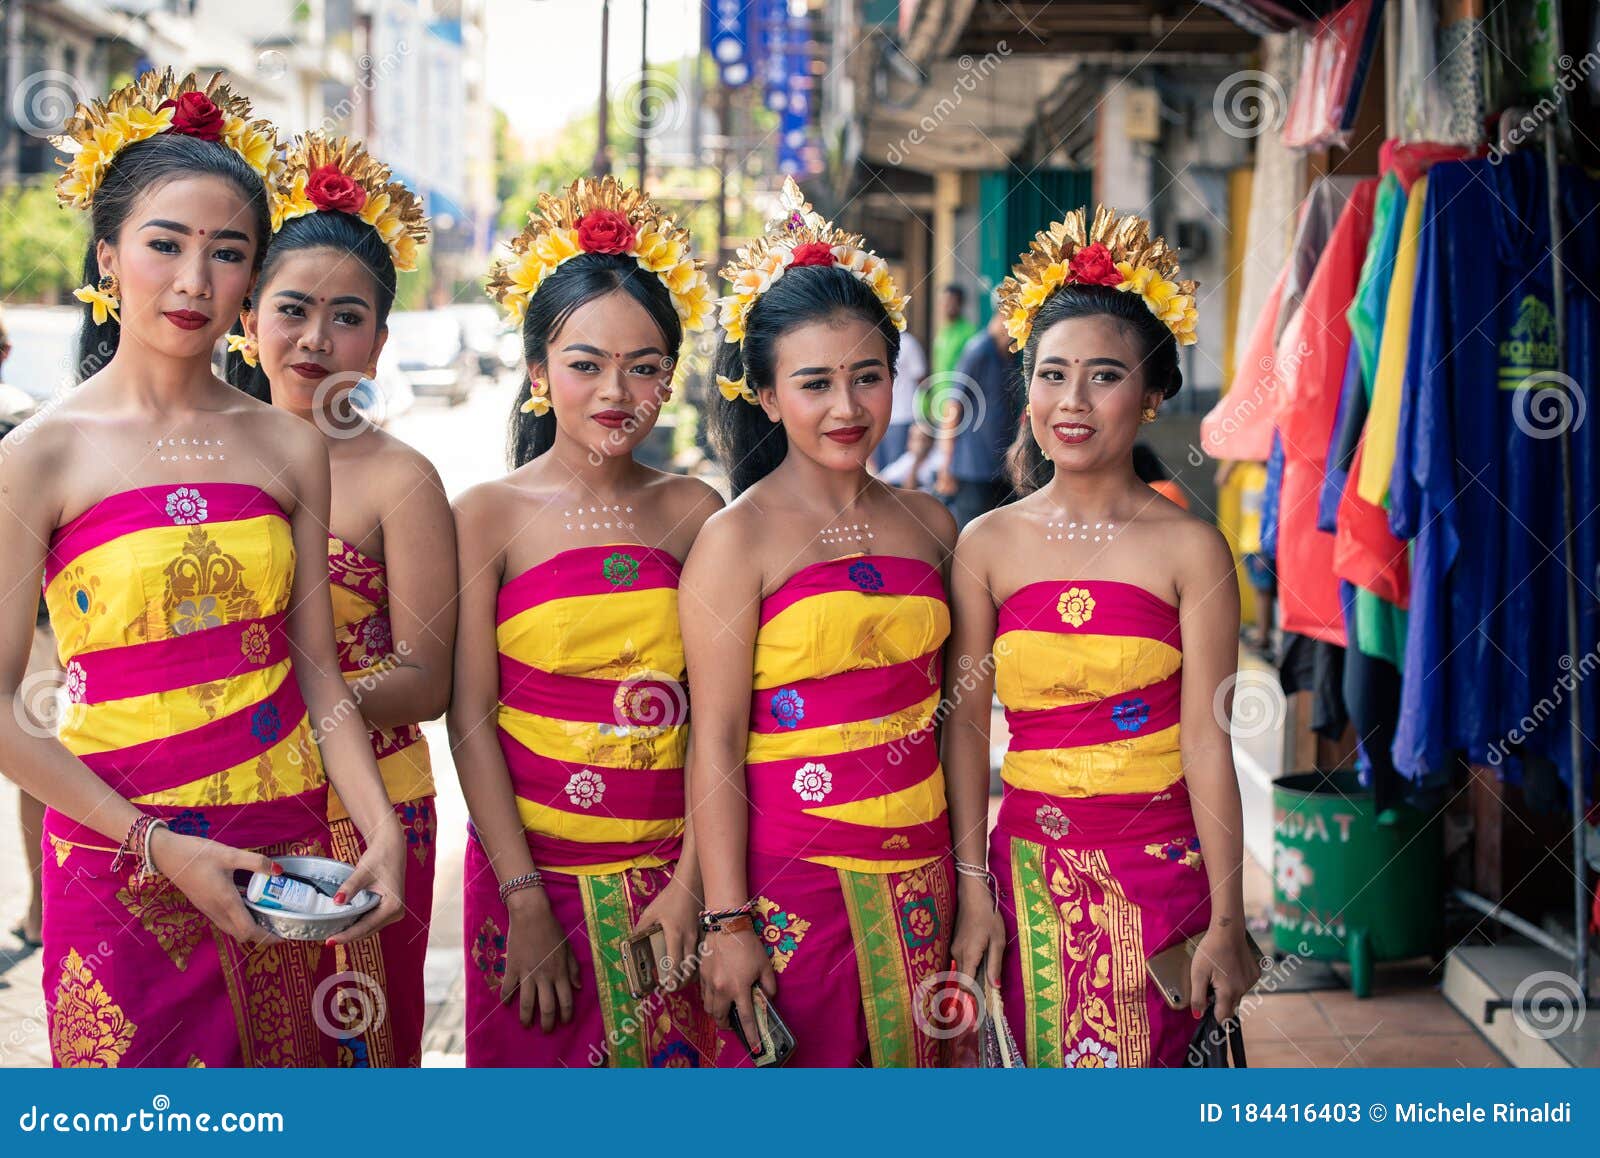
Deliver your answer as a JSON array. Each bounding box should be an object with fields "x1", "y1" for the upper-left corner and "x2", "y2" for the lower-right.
[
  {"x1": 929, "y1": 284, "x2": 977, "y2": 382},
  {"x1": 874, "y1": 327, "x2": 925, "y2": 471},
  {"x1": 935, "y1": 293, "x2": 1021, "y2": 528}
]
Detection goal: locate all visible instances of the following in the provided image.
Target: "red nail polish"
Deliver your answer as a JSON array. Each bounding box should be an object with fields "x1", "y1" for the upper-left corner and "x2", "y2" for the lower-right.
[
  {"x1": 271, "y1": 862, "x2": 284, "y2": 874},
  {"x1": 333, "y1": 892, "x2": 347, "y2": 905}
]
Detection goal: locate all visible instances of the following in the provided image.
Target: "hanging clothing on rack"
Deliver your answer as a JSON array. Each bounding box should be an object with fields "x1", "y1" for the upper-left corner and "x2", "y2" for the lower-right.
[{"x1": 1388, "y1": 151, "x2": 1600, "y2": 788}]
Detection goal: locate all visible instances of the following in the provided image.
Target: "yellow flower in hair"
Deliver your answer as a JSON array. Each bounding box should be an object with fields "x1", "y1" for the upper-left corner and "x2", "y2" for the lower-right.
[
  {"x1": 716, "y1": 374, "x2": 757, "y2": 404},
  {"x1": 223, "y1": 117, "x2": 276, "y2": 178},
  {"x1": 675, "y1": 280, "x2": 716, "y2": 330},
  {"x1": 1004, "y1": 310, "x2": 1032, "y2": 349},
  {"x1": 663, "y1": 259, "x2": 701, "y2": 296},
  {"x1": 1116, "y1": 261, "x2": 1156, "y2": 294},
  {"x1": 1018, "y1": 278, "x2": 1051, "y2": 312},
  {"x1": 225, "y1": 332, "x2": 258, "y2": 367},
  {"x1": 635, "y1": 229, "x2": 684, "y2": 273},
  {"x1": 359, "y1": 190, "x2": 391, "y2": 227},
  {"x1": 391, "y1": 233, "x2": 420, "y2": 273},
  {"x1": 73, "y1": 281, "x2": 120, "y2": 325},
  {"x1": 532, "y1": 227, "x2": 581, "y2": 271}
]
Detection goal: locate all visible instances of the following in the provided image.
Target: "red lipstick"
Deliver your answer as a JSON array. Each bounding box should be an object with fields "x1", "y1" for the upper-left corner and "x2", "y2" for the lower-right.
[
  {"x1": 823, "y1": 425, "x2": 868, "y2": 445},
  {"x1": 1052, "y1": 422, "x2": 1096, "y2": 445},
  {"x1": 288, "y1": 362, "x2": 330, "y2": 380},
  {"x1": 163, "y1": 310, "x2": 209, "y2": 331},
  {"x1": 592, "y1": 410, "x2": 632, "y2": 429}
]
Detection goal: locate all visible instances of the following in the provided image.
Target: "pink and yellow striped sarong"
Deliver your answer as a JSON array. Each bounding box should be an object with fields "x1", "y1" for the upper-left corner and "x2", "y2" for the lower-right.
[
  {"x1": 735, "y1": 553, "x2": 954, "y2": 1067},
  {"x1": 462, "y1": 544, "x2": 721, "y2": 1066},
  {"x1": 40, "y1": 482, "x2": 333, "y2": 1067},
  {"x1": 325, "y1": 535, "x2": 436, "y2": 1068},
  {"x1": 989, "y1": 578, "x2": 1211, "y2": 1068}
]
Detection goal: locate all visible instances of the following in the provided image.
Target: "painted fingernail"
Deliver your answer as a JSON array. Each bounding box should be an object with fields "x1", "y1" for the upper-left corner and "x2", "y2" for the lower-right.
[
  {"x1": 333, "y1": 891, "x2": 347, "y2": 904},
  {"x1": 271, "y1": 862, "x2": 284, "y2": 874}
]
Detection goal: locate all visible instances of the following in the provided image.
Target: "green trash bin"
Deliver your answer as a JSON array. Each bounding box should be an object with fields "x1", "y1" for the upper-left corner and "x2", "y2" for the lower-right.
[{"x1": 1271, "y1": 769, "x2": 1443, "y2": 997}]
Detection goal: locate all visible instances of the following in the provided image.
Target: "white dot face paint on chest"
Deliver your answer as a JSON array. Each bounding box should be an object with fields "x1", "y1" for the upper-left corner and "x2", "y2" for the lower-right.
[
  {"x1": 562, "y1": 503, "x2": 637, "y2": 534},
  {"x1": 819, "y1": 521, "x2": 874, "y2": 547},
  {"x1": 1044, "y1": 518, "x2": 1116, "y2": 543},
  {"x1": 155, "y1": 436, "x2": 226, "y2": 463}
]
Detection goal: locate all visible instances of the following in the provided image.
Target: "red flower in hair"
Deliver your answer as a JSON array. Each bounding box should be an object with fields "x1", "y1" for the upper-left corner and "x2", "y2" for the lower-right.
[
  {"x1": 159, "y1": 91, "x2": 225, "y2": 142},
  {"x1": 576, "y1": 209, "x2": 636, "y2": 254},
  {"x1": 1067, "y1": 243, "x2": 1121, "y2": 287},
  {"x1": 788, "y1": 241, "x2": 836, "y2": 267},
  {"x1": 304, "y1": 165, "x2": 368, "y2": 214}
]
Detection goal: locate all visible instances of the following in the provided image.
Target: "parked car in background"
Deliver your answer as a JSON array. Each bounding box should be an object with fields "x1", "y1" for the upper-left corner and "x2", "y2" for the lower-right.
[
  {"x1": 1, "y1": 305, "x2": 79, "y2": 402},
  {"x1": 447, "y1": 303, "x2": 507, "y2": 380},
  {"x1": 381, "y1": 310, "x2": 475, "y2": 406}
]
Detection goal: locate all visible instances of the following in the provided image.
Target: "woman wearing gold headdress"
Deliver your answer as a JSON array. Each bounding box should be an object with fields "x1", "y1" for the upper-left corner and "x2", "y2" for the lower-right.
[
  {"x1": 0, "y1": 71, "x2": 404, "y2": 1067},
  {"x1": 684, "y1": 179, "x2": 957, "y2": 1066},
  {"x1": 942, "y1": 207, "x2": 1259, "y2": 1067},
  {"x1": 451, "y1": 176, "x2": 725, "y2": 1066},
  {"x1": 227, "y1": 134, "x2": 452, "y2": 1068}
]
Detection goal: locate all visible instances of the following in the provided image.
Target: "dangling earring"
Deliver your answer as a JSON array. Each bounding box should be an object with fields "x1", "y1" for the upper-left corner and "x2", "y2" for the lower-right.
[
  {"x1": 1024, "y1": 403, "x2": 1032, "y2": 419},
  {"x1": 1141, "y1": 406, "x2": 1158, "y2": 424},
  {"x1": 225, "y1": 333, "x2": 259, "y2": 368},
  {"x1": 74, "y1": 273, "x2": 121, "y2": 325},
  {"x1": 520, "y1": 377, "x2": 551, "y2": 415}
]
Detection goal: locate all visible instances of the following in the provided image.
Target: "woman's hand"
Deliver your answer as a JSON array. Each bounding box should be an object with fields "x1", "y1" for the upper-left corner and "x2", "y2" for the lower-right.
[
  {"x1": 149, "y1": 827, "x2": 280, "y2": 945},
  {"x1": 700, "y1": 926, "x2": 775, "y2": 1056},
  {"x1": 327, "y1": 821, "x2": 406, "y2": 945},
  {"x1": 950, "y1": 875, "x2": 1007, "y2": 986},
  {"x1": 635, "y1": 873, "x2": 702, "y2": 991},
  {"x1": 1189, "y1": 921, "x2": 1262, "y2": 1022},
  {"x1": 503, "y1": 889, "x2": 581, "y2": 1032}
]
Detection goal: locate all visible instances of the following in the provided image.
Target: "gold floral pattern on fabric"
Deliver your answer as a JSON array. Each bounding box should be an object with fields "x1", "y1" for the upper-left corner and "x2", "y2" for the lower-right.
[
  {"x1": 1144, "y1": 834, "x2": 1203, "y2": 871},
  {"x1": 163, "y1": 527, "x2": 262, "y2": 638},
  {"x1": 116, "y1": 872, "x2": 208, "y2": 971},
  {"x1": 240, "y1": 621, "x2": 272, "y2": 664},
  {"x1": 186, "y1": 1055, "x2": 206, "y2": 1067},
  {"x1": 49, "y1": 834, "x2": 73, "y2": 867},
  {"x1": 1050, "y1": 847, "x2": 1150, "y2": 1068},
  {"x1": 52, "y1": 564, "x2": 108, "y2": 657},
  {"x1": 1057, "y1": 586, "x2": 1096, "y2": 628},
  {"x1": 752, "y1": 896, "x2": 811, "y2": 973},
  {"x1": 472, "y1": 916, "x2": 508, "y2": 993},
  {"x1": 51, "y1": 947, "x2": 138, "y2": 1067}
]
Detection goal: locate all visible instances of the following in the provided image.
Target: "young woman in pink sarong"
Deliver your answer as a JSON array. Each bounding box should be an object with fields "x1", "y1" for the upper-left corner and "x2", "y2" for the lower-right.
[
  {"x1": 0, "y1": 72, "x2": 404, "y2": 1068},
  {"x1": 450, "y1": 177, "x2": 726, "y2": 1066},
  {"x1": 943, "y1": 208, "x2": 1260, "y2": 1068},
  {"x1": 227, "y1": 134, "x2": 454, "y2": 1067},
  {"x1": 685, "y1": 180, "x2": 958, "y2": 1066}
]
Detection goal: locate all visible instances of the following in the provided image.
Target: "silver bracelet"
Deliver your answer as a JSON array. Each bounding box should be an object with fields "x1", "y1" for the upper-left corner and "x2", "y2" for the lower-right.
[{"x1": 498, "y1": 869, "x2": 544, "y2": 905}]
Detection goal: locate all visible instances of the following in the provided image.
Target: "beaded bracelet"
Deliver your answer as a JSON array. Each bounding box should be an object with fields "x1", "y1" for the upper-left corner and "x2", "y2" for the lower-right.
[
  {"x1": 498, "y1": 869, "x2": 544, "y2": 905},
  {"x1": 954, "y1": 858, "x2": 999, "y2": 909},
  {"x1": 697, "y1": 901, "x2": 754, "y2": 934},
  {"x1": 112, "y1": 814, "x2": 168, "y2": 877}
]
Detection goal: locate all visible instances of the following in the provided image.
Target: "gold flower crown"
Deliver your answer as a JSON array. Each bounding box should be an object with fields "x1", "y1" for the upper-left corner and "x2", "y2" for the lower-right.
[
  {"x1": 485, "y1": 175, "x2": 714, "y2": 333},
  {"x1": 997, "y1": 205, "x2": 1198, "y2": 352},
  {"x1": 271, "y1": 133, "x2": 430, "y2": 273},
  {"x1": 715, "y1": 178, "x2": 908, "y2": 404},
  {"x1": 53, "y1": 69, "x2": 281, "y2": 211}
]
